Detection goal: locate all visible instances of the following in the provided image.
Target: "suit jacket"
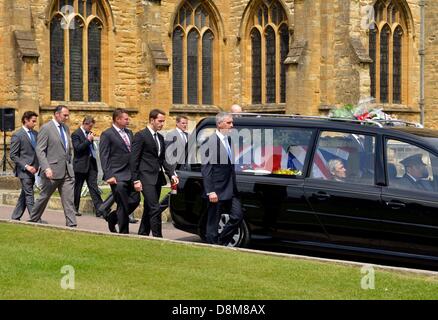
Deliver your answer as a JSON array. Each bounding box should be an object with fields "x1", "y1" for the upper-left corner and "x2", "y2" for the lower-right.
[
  {"x1": 201, "y1": 133, "x2": 238, "y2": 201},
  {"x1": 400, "y1": 174, "x2": 434, "y2": 191},
  {"x1": 72, "y1": 127, "x2": 95, "y2": 174},
  {"x1": 10, "y1": 127, "x2": 39, "y2": 179},
  {"x1": 99, "y1": 126, "x2": 134, "y2": 182},
  {"x1": 130, "y1": 128, "x2": 174, "y2": 186},
  {"x1": 36, "y1": 120, "x2": 74, "y2": 179},
  {"x1": 165, "y1": 129, "x2": 188, "y2": 168}
]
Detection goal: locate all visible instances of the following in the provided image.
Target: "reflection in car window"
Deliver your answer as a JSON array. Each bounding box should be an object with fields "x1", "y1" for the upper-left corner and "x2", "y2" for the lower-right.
[
  {"x1": 386, "y1": 139, "x2": 438, "y2": 192},
  {"x1": 194, "y1": 126, "x2": 314, "y2": 177},
  {"x1": 310, "y1": 131, "x2": 376, "y2": 185}
]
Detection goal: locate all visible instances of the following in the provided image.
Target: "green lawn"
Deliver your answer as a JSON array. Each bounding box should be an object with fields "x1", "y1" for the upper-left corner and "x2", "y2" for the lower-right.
[{"x1": 1, "y1": 222, "x2": 438, "y2": 300}]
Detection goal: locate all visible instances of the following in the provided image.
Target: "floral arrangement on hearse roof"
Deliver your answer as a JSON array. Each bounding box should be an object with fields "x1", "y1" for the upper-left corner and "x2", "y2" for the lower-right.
[{"x1": 328, "y1": 99, "x2": 395, "y2": 121}]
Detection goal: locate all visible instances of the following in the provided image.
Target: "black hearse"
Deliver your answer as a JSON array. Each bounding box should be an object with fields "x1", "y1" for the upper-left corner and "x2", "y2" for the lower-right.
[{"x1": 169, "y1": 114, "x2": 438, "y2": 267}]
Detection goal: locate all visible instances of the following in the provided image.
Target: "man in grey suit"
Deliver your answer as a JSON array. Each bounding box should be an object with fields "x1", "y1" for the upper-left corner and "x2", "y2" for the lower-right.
[
  {"x1": 9, "y1": 111, "x2": 39, "y2": 220},
  {"x1": 158, "y1": 115, "x2": 189, "y2": 214},
  {"x1": 30, "y1": 105, "x2": 77, "y2": 227}
]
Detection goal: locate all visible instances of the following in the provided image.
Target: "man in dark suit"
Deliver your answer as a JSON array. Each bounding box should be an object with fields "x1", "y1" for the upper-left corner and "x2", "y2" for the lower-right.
[
  {"x1": 158, "y1": 115, "x2": 190, "y2": 214},
  {"x1": 399, "y1": 153, "x2": 434, "y2": 191},
  {"x1": 130, "y1": 109, "x2": 179, "y2": 237},
  {"x1": 201, "y1": 112, "x2": 243, "y2": 246},
  {"x1": 99, "y1": 108, "x2": 140, "y2": 233},
  {"x1": 30, "y1": 105, "x2": 77, "y2": 227},
  {"x1": 72, "y1": 116, "x2": 103, "y2": 216},
  {"x1": 9, "y1": 111, "x2": 39, "y2": 220}
]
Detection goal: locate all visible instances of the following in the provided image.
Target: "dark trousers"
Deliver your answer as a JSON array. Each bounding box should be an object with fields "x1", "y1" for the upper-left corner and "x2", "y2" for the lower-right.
[
  {"x1": 110, "y1": 181, "x2": 140, "y2": 234},
  {"x1": 74, "y1": 159, "x2": 103, "y2": 212},
  {"x1": 11, "y1": 176, "x2": 35, "y2": 220},
  {"x1": 206, "y1": 197, "x2": 243, "y2": 245},
  {"x1": 139, "y1": 183, "x2": 162, "y2": 237},
  {"x1": 159, "y1": 192, "x2": 170, "y2": 214}
]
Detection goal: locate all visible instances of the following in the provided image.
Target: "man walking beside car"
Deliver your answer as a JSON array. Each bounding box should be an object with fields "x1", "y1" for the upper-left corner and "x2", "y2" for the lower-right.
[
  {"x1": 99, "y1": 108, "x2": 140, "y2": 234},
  {"x1": 201, "y1": 112, "x2": 243, "y2": 246},
  {"x1": 9, "y1": 111, "x2": 39, "y2": 220},
  {"x1": 29, "y1": 105, "x2": 77, "y2": 227},
  {"x1": 158, "y1": 115, "x2": 190, "y2": 214},
  {"x1": 130, "y1": 109, "x2": 179, "y2": 237},
  {"x1": 72, "y1": 116, "x2": 103, "y2": 216}
]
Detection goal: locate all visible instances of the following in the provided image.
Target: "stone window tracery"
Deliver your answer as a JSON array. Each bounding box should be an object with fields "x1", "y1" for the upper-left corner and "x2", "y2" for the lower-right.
[{"x1": 50, "y1": 0, "x2": 107, "y2": 102}]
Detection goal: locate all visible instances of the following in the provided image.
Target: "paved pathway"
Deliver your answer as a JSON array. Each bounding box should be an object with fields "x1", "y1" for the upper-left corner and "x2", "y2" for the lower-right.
[{"x1": 0, "y1": 204, "x2": 201, "y2": 242}]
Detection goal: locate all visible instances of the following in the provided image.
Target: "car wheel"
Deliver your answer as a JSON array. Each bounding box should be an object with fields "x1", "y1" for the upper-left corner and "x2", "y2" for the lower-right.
[{"x1": 218, "y1": 214, "x2": 250, "y2": 248}]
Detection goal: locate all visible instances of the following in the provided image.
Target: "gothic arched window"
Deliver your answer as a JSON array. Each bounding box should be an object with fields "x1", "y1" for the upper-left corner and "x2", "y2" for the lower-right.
[
  {"x1": 248, "y1": 1, "x2": 289, "y2": 105},
  {"x1": 50, "y1": 0, "x2": 107, "y2": 102},
  {"x1": 369, "y1": 0, "x2": 408, "y2": 105},
  {"x1": 172, "y1": 0, "x2": 218, "y2": 105}
]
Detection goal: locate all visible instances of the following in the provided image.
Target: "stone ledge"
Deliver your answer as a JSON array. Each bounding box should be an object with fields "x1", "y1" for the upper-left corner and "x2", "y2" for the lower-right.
[{"x1": 0, "y1": 189, "x2": 172, "y2": 222}]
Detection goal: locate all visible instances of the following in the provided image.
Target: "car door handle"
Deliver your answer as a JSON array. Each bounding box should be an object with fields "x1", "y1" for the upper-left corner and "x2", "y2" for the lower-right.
[
  {"x1": 312, "y1": 192, "x2": 331, "y2": 201},
  {"x1": 385, "y1": 201, "x2": 406, "y2": 209}
]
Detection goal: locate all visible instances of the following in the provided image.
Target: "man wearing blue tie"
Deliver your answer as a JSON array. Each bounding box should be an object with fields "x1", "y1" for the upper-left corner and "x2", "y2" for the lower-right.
[
  {"x1": 201, "y1": 112, "x2": 243, "y2": 246},
  {"x1": 72, "y1": 116, "x2": 103, "y2": 216},
  {"x1": 30, "y1": 105, "x2": 77, "y2": 227},
  {"x1": 9, "y1": 111, "x2": 39, "y2": 220}
]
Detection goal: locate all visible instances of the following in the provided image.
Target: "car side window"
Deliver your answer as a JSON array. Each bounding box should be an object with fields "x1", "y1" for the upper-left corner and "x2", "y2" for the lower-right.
[
  {"x1": 233, "y1": 127, "x2": 314, "y2": 177},
  {"x1": 386, "y1": 139, "x2": 438, "y2": 192},
  {"x1": 310, "y1": 131, "x2": 376, "y2": 185},
  {"x1": 194, "y1": 125, "x2": 314, "y2": 177}
]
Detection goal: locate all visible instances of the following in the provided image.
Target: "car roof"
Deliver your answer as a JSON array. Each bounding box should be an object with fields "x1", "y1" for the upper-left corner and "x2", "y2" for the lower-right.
[{"x1": 197, "y1": 115, "x2": 438, "y2": 152}]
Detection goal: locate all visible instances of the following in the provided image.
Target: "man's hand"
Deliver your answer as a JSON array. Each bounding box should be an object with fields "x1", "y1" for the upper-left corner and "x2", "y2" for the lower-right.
[
  {"x1": 45, "y1": 168, "x2": 53, "y2": 180},
  {"x1": 134, "y1": 181, "x2": 143, "y2": 192},
  {"x1": 171, "y1": 175, "x2": 179, "y2": 185},
  {"x1": 106, "y1": 177, "x2": 117, "y2": 185},
  {"x1": 26, "y1": 165, "x2": 37, "y2": 175},
  {"x1": 208, "y1": 192, "x2": 218, "y2": 203},
  {"x1": 87, "y1": 132, "x2": 94, "y2": 142}
]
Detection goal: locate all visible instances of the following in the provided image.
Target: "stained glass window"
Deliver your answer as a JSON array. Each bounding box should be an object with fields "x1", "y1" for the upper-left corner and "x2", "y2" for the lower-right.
[
  {"x1": 69, "y1": 17, "x2": 84, "y2": 101},
  {"x1": 172, "y1": 28, "x2": 184, "y2": 104},
  {"x1": 50, "y1": 0, "x2": 106, "y2": 102},
  {"x1": 88, "y1": 19, "x2": 101, "y2": 102},
  {"x1": 251, "y1": 29, "x2": 262, "y2": 104},
  {"x1": 50, "y1": 15, "x2": 65, "y2": 101},
  {"x1": 202, "y1": 31, "x2": 213, "y2": 105},
  {"x1": 187, "y1": 30, "x2": 199, "y2": 105},
  {"x1": 172, "y1": 1, "x2": 217, "y2": 105},
  {"x1": 380, "y1": 25, "x2": 390, "y2": 103},
  {"x1": 393, "y1": 26, "x2": 403, "y2": 104}
]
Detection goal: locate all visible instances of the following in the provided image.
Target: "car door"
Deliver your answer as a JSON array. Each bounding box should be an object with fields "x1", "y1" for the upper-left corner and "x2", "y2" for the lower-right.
[
  {"x1": 304, "y1": 130, "x2": 384, "y2": 249},
  {"x1": 234, "y1": 126, "x2": 327, "y2": 242},
  {"x1": 380, "y1": 138, "x2": 438, "y2": 258}
]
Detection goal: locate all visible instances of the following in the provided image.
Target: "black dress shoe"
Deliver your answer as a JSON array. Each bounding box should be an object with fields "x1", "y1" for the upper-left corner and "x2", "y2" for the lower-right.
[
  {"x1": 75, "y1": 212, "x2": 82, "y2": 216},
  {"x1": 107, "y1": 211, "x2": 118, "y2": 233}
]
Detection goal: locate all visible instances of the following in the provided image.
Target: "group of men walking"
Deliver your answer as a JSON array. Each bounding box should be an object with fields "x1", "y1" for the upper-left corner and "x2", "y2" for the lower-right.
[{"x1": 9, "y1": 105, "x2": 243, "y2": 246}]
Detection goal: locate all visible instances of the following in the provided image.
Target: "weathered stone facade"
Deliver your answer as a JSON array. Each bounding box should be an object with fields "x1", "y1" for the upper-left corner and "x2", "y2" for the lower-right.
[{"x1": 0, "y1": 0, "x2": 437, "y2": 140}]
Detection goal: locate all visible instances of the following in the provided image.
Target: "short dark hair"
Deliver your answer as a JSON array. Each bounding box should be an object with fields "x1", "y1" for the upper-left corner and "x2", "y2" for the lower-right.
[
  {"x1": 113, "y1": 108, "x2": 128, "y2": 122},
  {"x1": 21, "y1": 111, "x2": 38, "y2": 124},
  {"x1": 149, "y1": 109, "x2": 166, "y2": 121},
  {"x1": 82, "y1": 116, "x2": 95, "y2": 125},
  {"x1": 54, "y1": 105, "x2": 68, "y2": 114},
  {"x1": 176, "y1": 115, "x2": 188, "y2": 123}
]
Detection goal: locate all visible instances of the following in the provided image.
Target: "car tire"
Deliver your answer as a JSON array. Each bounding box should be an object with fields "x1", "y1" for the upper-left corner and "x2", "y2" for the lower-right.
[{"x1": 218, "y1": 214, "x2": 250, "y2": 248}]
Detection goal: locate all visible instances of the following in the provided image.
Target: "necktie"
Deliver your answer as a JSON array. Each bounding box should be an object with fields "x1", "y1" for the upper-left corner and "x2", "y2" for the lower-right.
[
  {"x1": 154, "y1": 133, "x2": 160, "y2": 155},
  {"x1": 121, "y1": 129, "x2": 131, "y2": 152},
  {"x1": 86, "y1": 131, "x2": 96, "y2": 158},
  {"x1": 183, "y1": 131, "x2": 188, "y2": 144},
  {"x1": 59, "y1": 124, "x2": 67, "y2": 149},
  {"x1": 28, "y1": 130, "x2": 36, "y2": 148},
  {"x1": 225, "y1": 136, "x2": 232, "y2": 160}
]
